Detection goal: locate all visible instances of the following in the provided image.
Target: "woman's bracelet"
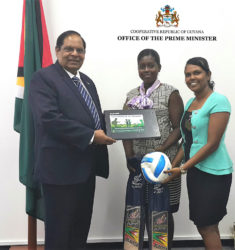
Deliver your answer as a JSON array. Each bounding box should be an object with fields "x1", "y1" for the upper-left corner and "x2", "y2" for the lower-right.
[{"x1": 179, "y1": 165, "x2": 187, "y2": 174}]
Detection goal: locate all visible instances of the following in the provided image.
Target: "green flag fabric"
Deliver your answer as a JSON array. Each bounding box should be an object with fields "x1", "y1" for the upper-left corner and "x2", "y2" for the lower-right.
[{"x1": 14, "y1": 0, "x2": 52, "y2": 220}]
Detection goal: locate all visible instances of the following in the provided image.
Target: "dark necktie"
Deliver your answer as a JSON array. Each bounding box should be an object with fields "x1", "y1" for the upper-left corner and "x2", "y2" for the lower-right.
[{"x1": 72, "y1": 76, "x2": 101, "y2": 129}]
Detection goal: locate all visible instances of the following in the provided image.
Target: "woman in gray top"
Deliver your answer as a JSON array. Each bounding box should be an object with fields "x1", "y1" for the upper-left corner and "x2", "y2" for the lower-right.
[{"x1": 123, "y1": 49, "x2": 184, "y2": 250}]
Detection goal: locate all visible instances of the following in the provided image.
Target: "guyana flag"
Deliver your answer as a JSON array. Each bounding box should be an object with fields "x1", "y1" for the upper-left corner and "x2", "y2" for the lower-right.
[{"x1": 14, "y1": 0, "x2": 52, "y2": 220}]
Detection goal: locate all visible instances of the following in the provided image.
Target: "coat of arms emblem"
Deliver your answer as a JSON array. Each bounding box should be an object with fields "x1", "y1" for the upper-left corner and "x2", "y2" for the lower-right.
[{"x1": 155, "y1": 5, "x2": 179, "y2": 27}]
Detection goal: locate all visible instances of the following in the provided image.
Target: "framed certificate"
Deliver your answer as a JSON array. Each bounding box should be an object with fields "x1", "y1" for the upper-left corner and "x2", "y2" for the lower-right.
[{"x1": 104, "y1": 109, "x2": 161, "y2": 140}]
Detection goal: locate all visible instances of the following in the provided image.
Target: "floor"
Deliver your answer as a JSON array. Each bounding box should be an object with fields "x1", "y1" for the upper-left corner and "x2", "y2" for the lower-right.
[
  {"x1": 4, "y1": 247, "x2": 235, "y2": 250},
  {"x1": 1, "y1": 247, "x2": 234, "y2": 250},
  {"x1": 1, "y1": 242, "x2": 233, "y2": 250}
]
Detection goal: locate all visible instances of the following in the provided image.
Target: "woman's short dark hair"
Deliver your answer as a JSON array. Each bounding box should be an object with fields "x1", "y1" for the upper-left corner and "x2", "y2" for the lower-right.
[
  {"x1": 185, "y1": 57, "x2": 214, "y2": 90},
  {"x1": 55, "y1": 30, "x2": 86, "y2": 50},
  {"x1": 137, "y1": 49, "x2": 161, "y2": 68}
]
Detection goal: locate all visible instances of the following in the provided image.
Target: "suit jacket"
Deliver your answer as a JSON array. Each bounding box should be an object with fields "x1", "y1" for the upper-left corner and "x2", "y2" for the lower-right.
[{"x1": 29, "y1": 61, "x2": 109, "y2": 185}]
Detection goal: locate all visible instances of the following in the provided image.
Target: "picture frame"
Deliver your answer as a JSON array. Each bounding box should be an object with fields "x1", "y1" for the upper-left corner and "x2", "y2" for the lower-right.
[{"x1": 104, "y1": 109, "x2": 161, "y2": 140}]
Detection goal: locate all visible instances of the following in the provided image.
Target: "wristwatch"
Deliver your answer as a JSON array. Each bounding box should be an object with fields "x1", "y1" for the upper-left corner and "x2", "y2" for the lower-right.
[{"x1": 180, "y1": 165, "x2": 187, "y2": 174}]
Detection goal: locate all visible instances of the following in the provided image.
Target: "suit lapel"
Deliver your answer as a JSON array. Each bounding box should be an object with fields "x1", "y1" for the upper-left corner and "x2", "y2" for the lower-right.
[{"x1": 54, "y1": 62, "x2": 95, "y2": 124}]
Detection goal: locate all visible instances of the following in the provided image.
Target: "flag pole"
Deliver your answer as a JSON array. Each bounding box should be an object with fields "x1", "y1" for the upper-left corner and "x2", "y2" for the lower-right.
[{"x1": 28, "y1": 215, "x2": 37, "y2": 250}]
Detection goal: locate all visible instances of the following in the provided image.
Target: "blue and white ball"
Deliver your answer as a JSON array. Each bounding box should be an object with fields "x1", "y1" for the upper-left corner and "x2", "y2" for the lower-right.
[{"x1": 141, "y1": 152, "x2": 172, "y2": 184}]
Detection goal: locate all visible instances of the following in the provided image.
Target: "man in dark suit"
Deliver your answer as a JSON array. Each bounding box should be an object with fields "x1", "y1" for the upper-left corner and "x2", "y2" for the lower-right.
[{"x1": 29, "y1": 30, "x2": 116, "y2": 250}]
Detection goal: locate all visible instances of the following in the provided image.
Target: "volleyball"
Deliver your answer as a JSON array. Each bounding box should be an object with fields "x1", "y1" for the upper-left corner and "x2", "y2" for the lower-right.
[{"x1": 141, "y1": 152, "x2": 172, "y2": 184}]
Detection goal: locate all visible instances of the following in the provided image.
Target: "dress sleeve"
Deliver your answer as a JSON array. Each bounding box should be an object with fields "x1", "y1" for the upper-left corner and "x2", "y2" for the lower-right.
[{"x1": 210, "y1": 94, "x2": 231, "y2": 114}]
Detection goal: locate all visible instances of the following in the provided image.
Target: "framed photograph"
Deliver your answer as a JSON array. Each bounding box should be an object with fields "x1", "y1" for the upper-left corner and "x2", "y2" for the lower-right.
[{"x1": 104, "y1": 109, "x2": 161, "y2": 140}]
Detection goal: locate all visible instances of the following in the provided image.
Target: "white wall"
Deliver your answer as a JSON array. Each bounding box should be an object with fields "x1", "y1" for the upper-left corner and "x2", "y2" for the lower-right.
[{"x1": 0, "y1": 0, "x2": 234, "y2": 245}]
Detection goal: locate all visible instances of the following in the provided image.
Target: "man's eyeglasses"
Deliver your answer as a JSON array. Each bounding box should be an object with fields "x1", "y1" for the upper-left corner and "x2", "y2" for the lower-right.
[{"x1": 63, "y1": 47, "x2": 85, "y2": 54}]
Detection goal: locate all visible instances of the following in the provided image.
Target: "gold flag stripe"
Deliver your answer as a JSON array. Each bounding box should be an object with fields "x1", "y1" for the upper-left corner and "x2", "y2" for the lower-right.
[{"x1": 16, "y1": 76, "x2": 25, "y2": 87}]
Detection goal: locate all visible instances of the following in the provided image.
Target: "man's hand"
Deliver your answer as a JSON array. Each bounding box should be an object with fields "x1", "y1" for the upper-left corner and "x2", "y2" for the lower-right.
[{"x1": 93, "y1": 130, "x2": 116, "y2": 145}]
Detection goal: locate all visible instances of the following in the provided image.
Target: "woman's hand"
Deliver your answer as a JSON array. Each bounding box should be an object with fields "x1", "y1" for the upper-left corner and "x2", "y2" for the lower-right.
[
  {"x1": 162, "y1": 167, "x2": 181, "y2": 183},
  {"x1": 154, "y1": 145, "x2": 165, "y2": 152},
  {"x1": 126, "y1": 156, "x2": 142, "y2": 173}
]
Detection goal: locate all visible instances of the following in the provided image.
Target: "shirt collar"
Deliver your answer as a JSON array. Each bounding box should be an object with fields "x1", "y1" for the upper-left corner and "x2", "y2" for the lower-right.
[{"x1": 64, "y1": 68, "x2": 81, "y2": 80}]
